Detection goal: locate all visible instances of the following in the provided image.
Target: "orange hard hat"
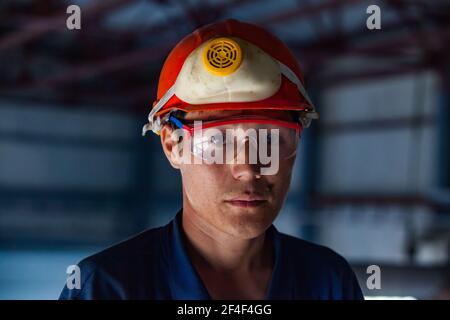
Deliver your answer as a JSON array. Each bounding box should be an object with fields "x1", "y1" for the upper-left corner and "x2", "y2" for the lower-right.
[{"x1": 142, "y1": 19, "x2": 318, "y2": 136}]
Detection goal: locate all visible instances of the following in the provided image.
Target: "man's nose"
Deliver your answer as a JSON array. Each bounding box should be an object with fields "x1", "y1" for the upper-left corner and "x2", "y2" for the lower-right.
[
  {"x1": 230, "y1": 162, "x2": 262, "y2": 181},
  {"x1": 229, "y1": 139, "x2": 262, "y2": 180}
]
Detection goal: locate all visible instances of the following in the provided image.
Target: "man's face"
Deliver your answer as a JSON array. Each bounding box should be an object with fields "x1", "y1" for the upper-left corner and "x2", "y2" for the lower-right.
[{"x1": 160, "y1": 109, "x2": 298, "y2": 240}]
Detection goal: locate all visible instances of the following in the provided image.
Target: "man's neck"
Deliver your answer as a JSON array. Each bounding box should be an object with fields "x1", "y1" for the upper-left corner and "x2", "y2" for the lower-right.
[
  {"x1": 180, "y1": 205, "x2": 275, "y2": 299},
  {"x1": 181, "y1": 209, "x2": 272, "y2": 272}
]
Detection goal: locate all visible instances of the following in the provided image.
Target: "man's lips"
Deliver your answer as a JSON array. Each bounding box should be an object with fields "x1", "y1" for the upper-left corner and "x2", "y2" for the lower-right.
[{"x1": 225, "y1": 195, "x2": 268, "y2": 207}]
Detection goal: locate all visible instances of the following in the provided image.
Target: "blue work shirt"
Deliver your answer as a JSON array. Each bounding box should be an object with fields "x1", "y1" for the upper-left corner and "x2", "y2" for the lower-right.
[{"x1": 59, "y1": 209, "x2": 364, "y2": 300}]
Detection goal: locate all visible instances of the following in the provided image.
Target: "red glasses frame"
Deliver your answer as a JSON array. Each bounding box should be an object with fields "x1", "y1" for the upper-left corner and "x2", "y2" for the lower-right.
[{"x1": 168, "y1": 115, "x2": 303, "y2": 136}]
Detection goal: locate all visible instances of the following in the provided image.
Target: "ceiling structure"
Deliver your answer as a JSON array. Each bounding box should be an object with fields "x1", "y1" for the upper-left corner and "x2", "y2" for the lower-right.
[{"x1": 0, "y1": 0, "x2": 449, "y2": 114}]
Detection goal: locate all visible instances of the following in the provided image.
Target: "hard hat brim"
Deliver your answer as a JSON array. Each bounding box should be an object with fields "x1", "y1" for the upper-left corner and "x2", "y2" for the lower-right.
[{"x1": 154, "y1": 100, "x2": 312, "y2": 118}]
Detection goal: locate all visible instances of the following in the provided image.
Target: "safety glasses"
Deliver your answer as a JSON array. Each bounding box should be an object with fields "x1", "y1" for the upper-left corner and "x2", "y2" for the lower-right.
[{"x1": 168, "y1": 114, "x2": 303, "y2": 164}]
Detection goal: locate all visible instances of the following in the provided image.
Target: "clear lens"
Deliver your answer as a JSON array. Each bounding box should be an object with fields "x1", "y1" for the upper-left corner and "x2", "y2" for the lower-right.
[{"x1": 188, "y1": 123, "x2": 299, "y2": 163}]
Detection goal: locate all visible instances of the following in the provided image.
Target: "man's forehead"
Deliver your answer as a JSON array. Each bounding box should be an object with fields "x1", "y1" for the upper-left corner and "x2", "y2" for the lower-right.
[{"x1": 183, "y1": 109, "x2": 294, "y2": 121}]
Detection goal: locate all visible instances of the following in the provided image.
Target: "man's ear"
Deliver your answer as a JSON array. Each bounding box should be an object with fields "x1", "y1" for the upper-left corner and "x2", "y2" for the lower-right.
[{"x1": 160, "y1": 124, "x2": 182, "y2": 169}]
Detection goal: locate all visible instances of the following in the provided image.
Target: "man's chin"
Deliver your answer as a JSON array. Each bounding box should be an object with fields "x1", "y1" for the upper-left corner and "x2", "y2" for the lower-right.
[{"x1": 221, "y1": 211, "x2": 275, "y2": 240}]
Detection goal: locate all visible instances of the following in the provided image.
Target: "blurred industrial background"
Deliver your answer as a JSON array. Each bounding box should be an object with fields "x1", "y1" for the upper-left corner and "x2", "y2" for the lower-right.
[{"x1": 0, "y1": 0, "x2": 449, "y2": 299}]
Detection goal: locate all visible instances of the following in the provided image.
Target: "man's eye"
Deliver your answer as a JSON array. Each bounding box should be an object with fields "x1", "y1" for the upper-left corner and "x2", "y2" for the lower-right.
[
  {"x1": 208, "y1": 135, "x2": 222, "y2": 145},
  {"x1": 263, "y1": 133, "x2": 273, "y2": 144},
  {"x1": 263, "y1": 132, "x2": 283, "y2": 145}
]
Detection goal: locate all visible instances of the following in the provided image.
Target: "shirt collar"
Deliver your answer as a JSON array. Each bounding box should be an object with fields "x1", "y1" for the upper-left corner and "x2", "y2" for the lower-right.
[{"x1": 166, "y1": 208, "x2": 211, "y2": 299}]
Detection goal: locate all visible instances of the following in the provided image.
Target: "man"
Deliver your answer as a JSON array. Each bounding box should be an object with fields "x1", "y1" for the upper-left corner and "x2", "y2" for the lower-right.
[{"x1": 59, "y1": 19, "x2": 363, "y2": 300}]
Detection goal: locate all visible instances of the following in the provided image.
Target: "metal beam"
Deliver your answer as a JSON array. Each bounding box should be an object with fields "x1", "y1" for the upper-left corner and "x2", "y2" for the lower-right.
[
  {"x1": 319, "y1": 115, "x2": 436, "y2": 134},
  {"x1": 0, "y1": 0, "x2": 133, "y2": 52},
  {"x1": 258, "y1": 0, "x2": 361, "y2": 26},
  {"x1": 313, "y1": 193, "x2": 447, "y2": 211}
]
